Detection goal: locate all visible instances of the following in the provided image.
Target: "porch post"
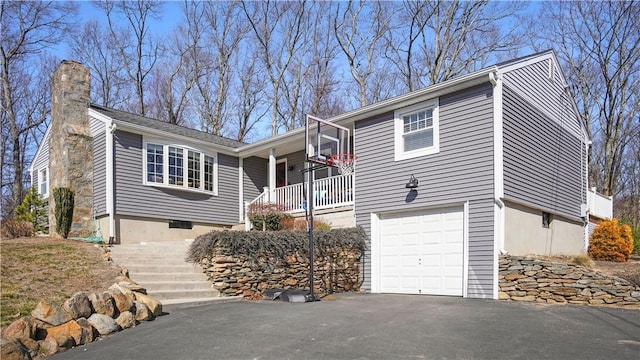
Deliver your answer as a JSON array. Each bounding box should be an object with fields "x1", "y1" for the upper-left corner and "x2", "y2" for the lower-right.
[{"x1": 269, "y1": 148, "x2": 276, "y2": 201}]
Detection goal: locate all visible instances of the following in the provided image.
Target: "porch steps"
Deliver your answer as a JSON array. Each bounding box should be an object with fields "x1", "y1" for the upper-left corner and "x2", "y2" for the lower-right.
[{"x1": 108, "y1": 241, "x2": 241, "y2": 311}]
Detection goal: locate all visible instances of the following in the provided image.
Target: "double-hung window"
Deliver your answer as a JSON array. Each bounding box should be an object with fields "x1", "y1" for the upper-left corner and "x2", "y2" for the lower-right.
[
  {"x1": 394, "y1": 99, "x2": 440, "y2": 161},
  {"x1": 38, "y1": 168, "x2": 49, "y2": 198},
  {"x1": 144, "y1": 142, "x2": 217, "y2": 195}
]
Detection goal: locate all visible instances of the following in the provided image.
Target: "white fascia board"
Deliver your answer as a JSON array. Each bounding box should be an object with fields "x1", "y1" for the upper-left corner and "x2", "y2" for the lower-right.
[
  {"x1": 29, "y1": 123, "x2": 52, "y2": 173},
  {"x1": 496, "y1": 51, "x2": 555, "y2": 77},
  {"x1": 238, "y1": 67, "x2": 496, "y2": 158}
]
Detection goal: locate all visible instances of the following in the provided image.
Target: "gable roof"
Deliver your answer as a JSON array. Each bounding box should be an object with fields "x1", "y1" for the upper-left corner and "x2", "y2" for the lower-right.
[{"x1": 90, "y1": 104, "x2": 246, "y2": 149}]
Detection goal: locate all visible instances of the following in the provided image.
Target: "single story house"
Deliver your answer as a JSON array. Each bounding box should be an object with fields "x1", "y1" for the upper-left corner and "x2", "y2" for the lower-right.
[{"x1": 31, "y1": 51, "x2": 609, "y2": 299}]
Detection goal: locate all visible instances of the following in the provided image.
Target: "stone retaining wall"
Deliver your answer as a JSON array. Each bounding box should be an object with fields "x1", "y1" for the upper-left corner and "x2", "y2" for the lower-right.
[
  {"x1": 499, "y1": 255, "x2": 640, "y2": 307},
  {"x1": 198, "y1": 249, "x2": 361, "y2": 298}
]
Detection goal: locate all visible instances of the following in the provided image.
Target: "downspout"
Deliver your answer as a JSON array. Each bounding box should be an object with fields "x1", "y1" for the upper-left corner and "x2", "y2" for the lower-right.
[
  {"x1": 490, "y1": 71, "x2": 505, "y2": 300},
  {"x1": 106, "y1": 122, "x2": 116, "y2": 245}
]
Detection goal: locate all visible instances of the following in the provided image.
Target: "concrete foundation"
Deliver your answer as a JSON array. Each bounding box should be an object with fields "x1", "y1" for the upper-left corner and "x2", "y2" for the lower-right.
[
  {"x1": 98, "y1": 215, "x2": 228, "y2": 244},
  {"x1": 504, "y1": 201, "x2": 585, "y2": 255}
]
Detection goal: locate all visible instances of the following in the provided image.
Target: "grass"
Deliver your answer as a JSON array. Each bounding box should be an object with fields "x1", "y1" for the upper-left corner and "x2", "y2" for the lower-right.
[{"x1": 0, "y1": 237, "x2": 121, "y2": 328}]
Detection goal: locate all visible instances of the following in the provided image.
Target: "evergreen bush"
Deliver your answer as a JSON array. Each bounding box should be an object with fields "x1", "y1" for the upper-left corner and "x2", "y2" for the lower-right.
[
  {"x1": 53, "y1": 187, "x2": 75, "y2": 238},
  {"x1": 15, "y1": 186, "x2": 47, "y2": 233},
  {"x1": 588, "y1": 218, "x2": 633, "y2": 262}
]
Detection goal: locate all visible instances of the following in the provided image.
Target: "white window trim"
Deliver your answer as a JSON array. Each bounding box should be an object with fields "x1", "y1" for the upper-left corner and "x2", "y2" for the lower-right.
[
  {"x1": 394, "y1": 99, "x2": 440, "y2": 161},
  {"x1": 38, "y1": 167, "x2": 49, "y2": 199},
  {"x1": 142, "y1": 138, "x2": 218, "y2": 196}
]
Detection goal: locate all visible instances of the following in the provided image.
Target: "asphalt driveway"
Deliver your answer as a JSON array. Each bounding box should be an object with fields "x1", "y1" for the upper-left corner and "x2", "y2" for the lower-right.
[{"x1": 54, "y1": 294, "x2": 640, "y2": 360}]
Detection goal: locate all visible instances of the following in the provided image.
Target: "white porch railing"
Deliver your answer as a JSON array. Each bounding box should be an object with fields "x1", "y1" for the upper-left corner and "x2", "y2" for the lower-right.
[
  {"x1": 587, "y1": 188, "x2": 613, "y2": 220},
  {"x1": 246, "y1": 173, "x2": 354, "y2": 216}
]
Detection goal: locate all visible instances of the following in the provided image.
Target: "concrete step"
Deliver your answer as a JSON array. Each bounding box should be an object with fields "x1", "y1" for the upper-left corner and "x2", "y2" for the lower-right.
[
  {"x1": 108, "y1": 242, "x2": 230, "y2": 309},
  {"x1": 128, "y1": 272, "x2": 210, "y2": 282},
  {"x1": 149, "y1": 289, "x2": 221, "y2": 301},
  {"x1": 141, "y1": 281, "x2": 215, "y2": 292}
]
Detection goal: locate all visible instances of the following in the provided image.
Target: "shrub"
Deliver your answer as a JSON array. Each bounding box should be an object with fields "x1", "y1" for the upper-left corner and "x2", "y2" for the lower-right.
[
  {"x1": 588, "y1": 218, "x2": 634, "y2": 262},
  {"x1": 571, "y1": 254, "x2": 593, "y2": 268},
  {"x1": 0, "y1": 219, "x2": 34, "y2": 239},
  {"x1": 631, "y1": 225, "x2": 640, "y2": 256},
  {"x1": 15, "y1": 186, "x2": 47, "y2": 233},
  {"x1": 280, "y1": 217, "x2": 332, "y2": 231},
  {"x1": 247, "y1": 203, "x2": 291, "y2": 231},
  {"x1": 187, "y1": 227, "x2": 368, "y2": 263},
  {"x1": 53, "y1": 187, "x2": 75, "y2": 238}
]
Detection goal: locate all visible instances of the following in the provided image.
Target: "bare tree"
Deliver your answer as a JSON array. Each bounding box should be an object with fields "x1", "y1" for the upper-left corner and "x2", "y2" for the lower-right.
[
  {"x1": 69, "y1": 20, "x2": 130, "y2": 108},
  {"x1": 385, "y1": 0, "x2": 526, "y2": 91},
  {"x1": 1, "y1": 0, "x2": 77, "y2": 217},
  {"x1": 241, "y1": 0, "x2": 307, "y2": 135},
  {"x1": 231, "y1": 53, "x2": 269, "y2": 142},
  {"x1": 334, "y1": 0, "x2": 396, "y2": 107},
  {"x1": 539, "y1": 1, "x2": 640, "y2": 200},
  {"x1": 183, "y1": 0, "x2": 249, "y2": 136},
  {"x1": 96, "y1": 0, "x2": 162, "y2": 116},
  {"x1": 146, "y1": 23, "x2": 196, "y2": 126}
]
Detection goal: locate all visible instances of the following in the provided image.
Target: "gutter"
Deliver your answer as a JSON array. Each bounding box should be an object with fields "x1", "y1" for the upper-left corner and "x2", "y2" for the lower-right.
[{"x1": 106, "y1": 121, "x2": 116, "y2": 245}]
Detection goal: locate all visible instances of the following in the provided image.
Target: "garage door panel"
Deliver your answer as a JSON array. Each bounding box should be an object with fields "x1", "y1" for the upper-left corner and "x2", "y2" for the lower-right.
[{"x1": 379, "y1": 207, "x2": 464, "y2": 296}]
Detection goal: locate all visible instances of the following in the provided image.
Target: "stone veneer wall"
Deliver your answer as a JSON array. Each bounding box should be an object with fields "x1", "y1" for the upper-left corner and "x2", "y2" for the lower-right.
[
  {"x1": 49, "y1": 61, "x2": 94, "y2": 237},
  {"x1": 499, "y1": 255, "x2": 640, "y2": 307},
  {"x1": 198, "y1": 249, "x2": 361, "y2": 298}
]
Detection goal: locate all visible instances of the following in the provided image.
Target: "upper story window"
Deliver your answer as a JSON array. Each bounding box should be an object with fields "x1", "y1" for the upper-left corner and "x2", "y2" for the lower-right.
[
  {"x1": 394, "y1": 99, "x2": 440, "y2": 161},
  {"x1": 144, "y1": 141, "x2": 218, "y2": 195},
  {"x1": 38, "y1": 167, "x2": 49, "y2": 198}
]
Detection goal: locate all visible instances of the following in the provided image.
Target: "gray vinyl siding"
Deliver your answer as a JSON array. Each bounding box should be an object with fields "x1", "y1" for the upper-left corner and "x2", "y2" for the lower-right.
[
  {"x1": 93, "y1": 129, "x2": 107, "y2": 216},
  {"x1": 31, "y1": 127, "x2": 50, "y2": 196},
  {"x1": 243, "y1": 156, "x2": 268, "y2": 203},
  {"x1": 354, "y1": 83, "x2": 495, "y2": 298},
  {"x1": 503, "y1": 86, "x2": 585, "y2": 219},
  {"x1": 114, "y1": 130, "x2": 239, "y2": 225},
  {"x1": 502, "y1": 58, "x2": 583, "y2": 139},
  {"x1": 277, "y1": 150, "x2": 306, "y2": 185}
]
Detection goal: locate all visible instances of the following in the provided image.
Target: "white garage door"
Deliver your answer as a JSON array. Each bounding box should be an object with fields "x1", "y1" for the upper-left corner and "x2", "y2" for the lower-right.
[{"x1": 379, "y1": 207, "x2": 464, "y2": 296}]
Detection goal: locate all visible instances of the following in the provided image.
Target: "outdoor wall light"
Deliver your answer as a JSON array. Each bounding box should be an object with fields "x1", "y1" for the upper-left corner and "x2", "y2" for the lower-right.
[
  {"x1": 405, "y1": 174, "x2": 419, "y2": 189},
  {"x1": 288, "y1": 164, "x2": 296, "y2": 172}
]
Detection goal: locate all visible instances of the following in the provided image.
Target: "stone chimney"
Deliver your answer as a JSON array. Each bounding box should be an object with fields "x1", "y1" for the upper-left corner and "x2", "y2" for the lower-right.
[{"x1": 48, "y1": 60, "x2": 93, "y2": 238}]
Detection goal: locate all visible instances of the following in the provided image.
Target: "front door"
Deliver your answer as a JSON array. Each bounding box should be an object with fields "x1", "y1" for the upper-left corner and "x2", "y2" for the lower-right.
[{"x1": 276, "y1": 161, "x2": 287, "y2": 187}]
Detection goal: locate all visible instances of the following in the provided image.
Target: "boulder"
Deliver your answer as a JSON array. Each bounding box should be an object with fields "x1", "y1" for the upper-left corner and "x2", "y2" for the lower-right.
[
  {"x1": 31, "y1": 301, "x2": 71, "y2": 326},
  {"x1": 63, "y1": 292, "x2": 93, "y2": 319},
  {"x1": 134, "y1": 293, "x2": 163, "y2": 317},
  {"x1": 134, "y1": 301, "x2": 155, "y2": 322},
  {"x1": 49, "y1": 333, "x2": 74, "y2": 349},
  {"x1": 75, "y1": 318, "x2": 96, "y2": 344},
  {"x1": 0, "y1": 338, "x2": 31, "y2": 360},
  {"x1": 111, "y1": 292, "x2": 135, "y2": 313},
  {"x1": 37, "y1": 338, "x2": 59, "y2": 357},
  {"x1": 114, "y1": 278, "x2": 147, "y2": 294},
  {"x1": 109, "y1": 283, "x2": 135, "y2": 298},
  {"x1": 88, "y1": 292, "x2": 116, "y2": 318},
  {"x1": 87, "y1": 314, "x2": 120, "y2": 336},
  {"x1": 44, "y1": 319, "x2": 93, "y2": 346},
  {"x1": 115, "y1": 311, "x2": 136, "y2": 330},
  {"x1": 18, "y1": 338, "x2": 39, "y2": 357},
  {"x1": 3, "y1": 317, "x2": 35, "y2": 340}
]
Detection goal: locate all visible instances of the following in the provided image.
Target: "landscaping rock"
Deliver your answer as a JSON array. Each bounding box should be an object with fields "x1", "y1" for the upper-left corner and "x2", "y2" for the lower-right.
[
  {"x1": 0, "y1": 338, "x2": 31, "y2": 360},
  {"x1": 87, "y1": 314, "x2": 120, "y2": 336},
  {"x1": 37, "y1": 338, "x2": 58, "y2": 357},
  {"x1": 45, "y1": 320, "x2": 82, "y2": 346},
  {"x1": 3, "y1": 317, "x2": 36, "y2": 340},
  {"x1": 134, "y1": 301, "x2": 155, "y2": 321},
  {"x1": 115, "y1": 311, "x2": 136, "y2": 329},
  {"x1": 133, "y1": 292, "x2": 163, "y2": 317},
  {"x1": 88, "y1": 292, "x2": 116, "y2": 318},
  {"x1": 111, "y1": 292, "x2": 134, "y2": 313},
  {"x1": 75, "y1": 318, "x2": 96, "y2": 344},
  {"x1": 31, "y1": 301, "x2": 71, "y2": 326},
  {"x1": 63, "y1": 292, "x2": 93, "y2": 319}
]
